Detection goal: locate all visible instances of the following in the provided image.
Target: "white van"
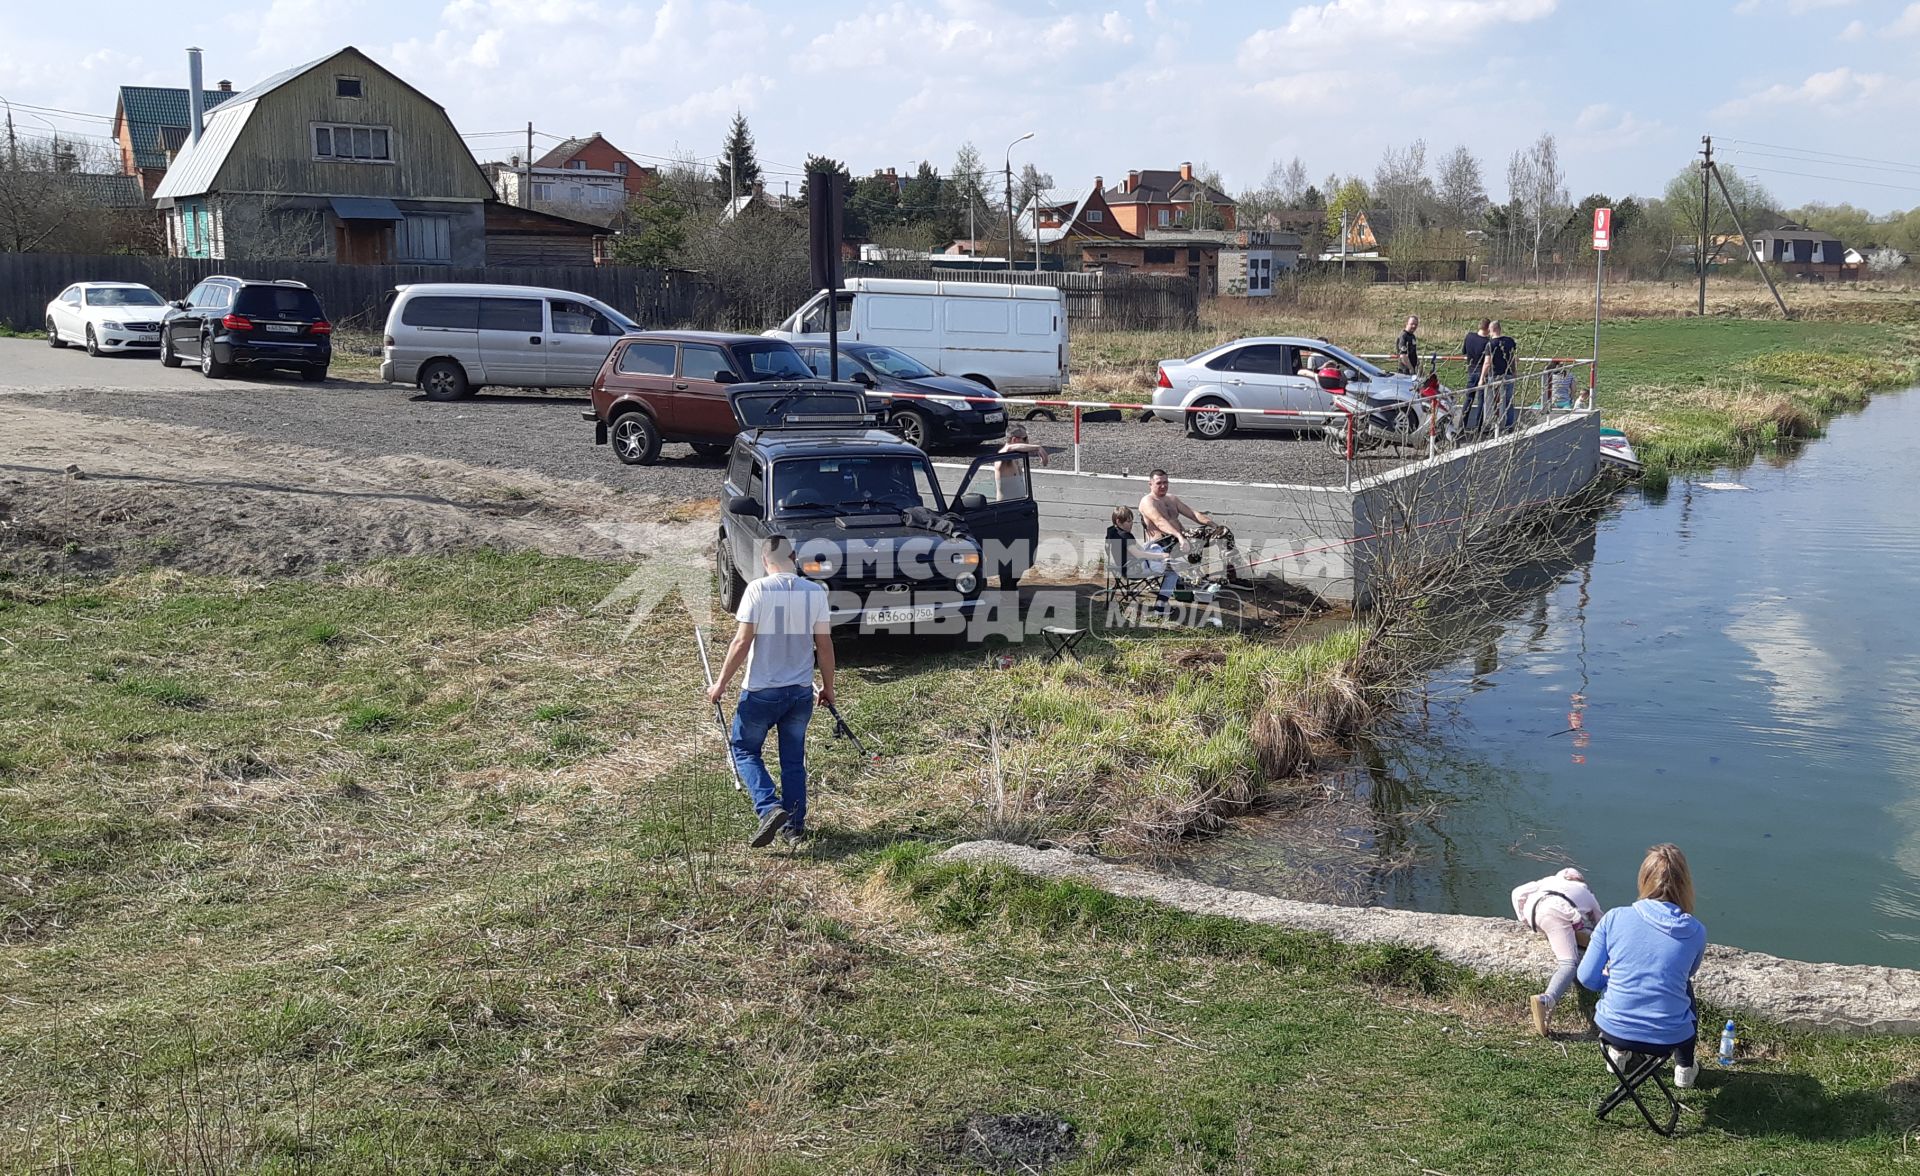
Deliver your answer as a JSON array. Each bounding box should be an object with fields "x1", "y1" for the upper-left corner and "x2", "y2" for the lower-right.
[
  {"x1": 380, "y1": 283, "x2": 637, "y2": 400},
  {"x1": 765, "y1": 278, "x2": 1067, "y2": 396}
]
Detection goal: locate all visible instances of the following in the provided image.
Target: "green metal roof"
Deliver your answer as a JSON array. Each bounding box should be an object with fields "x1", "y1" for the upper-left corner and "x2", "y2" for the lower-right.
[{"x1": 115, "y1": 86, "x2": 241, "y2": 170}]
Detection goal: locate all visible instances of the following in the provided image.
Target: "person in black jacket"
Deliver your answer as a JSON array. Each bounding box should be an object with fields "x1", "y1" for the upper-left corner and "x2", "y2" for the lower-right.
[
  {"x1": 1479, "y1": 320, "x2": 1520, "y2": 432},
  {"x1": 1395, "y1": 315, "x2": 1420, "y2": 374},
  {"x1": 1460, "y1": 318, "x2": 1490, "y2": 430}
]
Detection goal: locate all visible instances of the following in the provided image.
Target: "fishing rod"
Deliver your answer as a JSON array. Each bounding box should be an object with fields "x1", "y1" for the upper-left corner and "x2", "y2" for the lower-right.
[
  {"x1": 824, "y1": 700, "x2": 880, "y2": 765},
  {"x1": 693, "y1": 625, "x2": 745, "y2": 792}
]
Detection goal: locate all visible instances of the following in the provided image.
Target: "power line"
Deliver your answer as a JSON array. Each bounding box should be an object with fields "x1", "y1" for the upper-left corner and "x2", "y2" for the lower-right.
[
  {"x1": 1719, "y1": 146, "x2": 1920, "y2": 179},
  {"x1": 1719, "y1": 137, "x2": 1920, "y2": 175},
  {"x1": 1729, "y1": 163, "x2": 1920, "y2": 195}
]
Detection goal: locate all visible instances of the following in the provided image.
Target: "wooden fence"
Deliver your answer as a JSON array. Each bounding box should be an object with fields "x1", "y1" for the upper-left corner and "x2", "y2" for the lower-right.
[{"x1": 0, "y1": 253, "x2": 1199, "y2": 335}]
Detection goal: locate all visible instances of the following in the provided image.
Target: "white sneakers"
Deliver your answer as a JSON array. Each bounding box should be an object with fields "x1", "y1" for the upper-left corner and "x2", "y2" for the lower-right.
[{"x1": 1674, "y1": 1063, "x2": 1699, "y2": 1089}]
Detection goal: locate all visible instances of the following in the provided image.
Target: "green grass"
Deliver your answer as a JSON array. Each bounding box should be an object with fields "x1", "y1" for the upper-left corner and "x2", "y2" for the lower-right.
[{"x1": 5, "y1": 554, "x2": 1919, "y2": 1172}]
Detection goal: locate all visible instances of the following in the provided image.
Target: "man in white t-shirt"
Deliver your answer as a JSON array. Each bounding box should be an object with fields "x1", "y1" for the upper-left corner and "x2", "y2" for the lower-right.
[{"x1": 706, "y1": 535, "x2": 837, "y2": 847}]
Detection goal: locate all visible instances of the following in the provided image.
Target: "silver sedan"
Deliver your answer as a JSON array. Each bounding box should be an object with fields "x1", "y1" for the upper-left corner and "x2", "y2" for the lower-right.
[{"x1": 1149, "y1": 336, "x2": 1427, "y2": 439}]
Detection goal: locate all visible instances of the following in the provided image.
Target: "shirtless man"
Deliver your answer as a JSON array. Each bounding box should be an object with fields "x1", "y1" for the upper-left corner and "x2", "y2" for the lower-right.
[
  {"x1": 1139, "y1": 470, "x2": 1212, "y2": 548},
  {"x1": 993, "y1": 424, "x2": 1049, "y2": 498}
]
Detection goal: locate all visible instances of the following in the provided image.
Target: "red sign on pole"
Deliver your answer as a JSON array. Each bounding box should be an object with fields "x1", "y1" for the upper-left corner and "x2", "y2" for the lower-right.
[{"x1": 1592, "y1": 206, "x2": 1613, "y2": 252}]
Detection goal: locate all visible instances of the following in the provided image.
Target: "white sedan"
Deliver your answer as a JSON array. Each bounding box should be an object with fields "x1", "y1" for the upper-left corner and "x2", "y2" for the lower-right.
[
  {"x1": 1149, "y1": 336, "x2": 1428, "y2": 439},
  {"x1": 45, "y1": 282, "x2": 170, "y2": 356}
]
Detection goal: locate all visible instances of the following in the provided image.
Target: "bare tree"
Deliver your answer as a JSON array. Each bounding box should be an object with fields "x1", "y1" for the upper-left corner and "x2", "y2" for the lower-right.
[
  {"x1": 1372, "y1": 140, "x2": 1434, "y2": 229},
  {"x1": 0, "y1": 134, "x2": 144, "y2": 253},
  {"x1": 1434, "y1": 145, "x2": 1488, "y2": 230},
  {"x1": 1276, "y1": 157, "x2": 1311, "y2": 207},
  {"x1": 1506, "y1": 133, "x2": 1568, "y2": 280}
]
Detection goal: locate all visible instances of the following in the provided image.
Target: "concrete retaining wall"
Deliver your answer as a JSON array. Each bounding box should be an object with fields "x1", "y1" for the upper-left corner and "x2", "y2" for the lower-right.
[
  {"x1": 936, "y1": 410, "x2": 1600, "y2": 605},
  {"x1": 941, "y1": 841, "x2": 1920, "y2": 1035}
]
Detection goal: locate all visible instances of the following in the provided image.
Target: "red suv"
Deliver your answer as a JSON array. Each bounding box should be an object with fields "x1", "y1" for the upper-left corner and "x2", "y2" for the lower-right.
[{"x1": 586, "y1": 331, "x2": 815, "y2": 465}]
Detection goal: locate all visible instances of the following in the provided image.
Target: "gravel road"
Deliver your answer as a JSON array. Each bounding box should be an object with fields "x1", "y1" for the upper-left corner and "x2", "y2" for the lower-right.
[{"x1": 0, "y1": 338, "x2": 1408, "y2": 500}]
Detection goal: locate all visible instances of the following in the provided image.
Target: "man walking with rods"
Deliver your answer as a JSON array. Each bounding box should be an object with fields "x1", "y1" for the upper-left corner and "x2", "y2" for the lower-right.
[{"x1": 706, "y1": 534, "x2": 836, "y2": 847}]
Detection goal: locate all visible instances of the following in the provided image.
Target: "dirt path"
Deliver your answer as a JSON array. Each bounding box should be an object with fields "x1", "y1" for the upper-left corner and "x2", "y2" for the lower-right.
[{"x1": 0, "y1": 404, "x2": 711, "y2": 576}]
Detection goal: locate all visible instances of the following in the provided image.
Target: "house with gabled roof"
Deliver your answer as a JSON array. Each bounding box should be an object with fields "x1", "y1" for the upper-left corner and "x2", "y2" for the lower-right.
[
  {"x1": 1021, "y1": 178, "x2": 1138, "y2": 250},
  {"x1": 112, "y1": 83, "x2": 242, "y2": 196},
  {"x1": 533, "y1": 132, "x2": 654, "y2": 198},
  {"x1": 152, "y1": 46, "x2": 493, "y2": 265},
  {"x1": 1102, "y1": 163, "x2": 1236, "y2": 234}
]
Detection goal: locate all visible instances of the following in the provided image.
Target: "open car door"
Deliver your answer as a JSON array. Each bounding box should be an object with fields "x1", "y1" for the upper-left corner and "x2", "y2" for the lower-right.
[
  {"x1": 953, "y1": 450, "x2": 1041, "y2": 589},
  {"x1": 727, "y1": 382, "x2": 874, "y2": 430}
]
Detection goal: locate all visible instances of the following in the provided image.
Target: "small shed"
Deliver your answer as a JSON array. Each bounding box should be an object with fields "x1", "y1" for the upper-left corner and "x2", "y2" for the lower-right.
[{"x1": 483, "y1": 202, "x2": 605, "y2": 267}]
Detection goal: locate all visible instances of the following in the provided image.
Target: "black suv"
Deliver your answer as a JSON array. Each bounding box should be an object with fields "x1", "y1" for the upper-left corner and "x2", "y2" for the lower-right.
[
  {"x1": 160, "y1": 276, "x2": 333, "y2": 381},
  {"x1": 716, "y1": 384, "x2": 1040, "y2": 632}
]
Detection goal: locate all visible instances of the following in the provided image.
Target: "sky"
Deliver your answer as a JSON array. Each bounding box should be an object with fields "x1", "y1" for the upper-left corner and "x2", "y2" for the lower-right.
[{"x1": 3, "y1": 0, "x2": 1919, "y2": 214}]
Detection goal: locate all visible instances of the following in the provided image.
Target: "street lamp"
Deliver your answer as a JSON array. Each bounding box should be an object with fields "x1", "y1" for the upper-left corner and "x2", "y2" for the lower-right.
[{"x1": 1004, "y1": 131, "x2": 1034, "y2": 274}]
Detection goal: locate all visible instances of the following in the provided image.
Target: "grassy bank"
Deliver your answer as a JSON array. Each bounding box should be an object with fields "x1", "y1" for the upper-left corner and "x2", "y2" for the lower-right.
[
  {"x1": 6, "y1": 553, "x2": 1920, "y2": 1171},
  {"x1": 1067, "y1": 280, "x2": 1919, "y2": 476}
]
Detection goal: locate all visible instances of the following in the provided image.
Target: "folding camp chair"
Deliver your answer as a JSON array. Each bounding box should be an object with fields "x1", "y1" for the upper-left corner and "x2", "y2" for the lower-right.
[
  {"x1": 1595, "y1": 1037, "x2": 1682, "y2": 1136},
  {"x1": 1096, "y1": 527, "x2": 1168, "y2": 614}
]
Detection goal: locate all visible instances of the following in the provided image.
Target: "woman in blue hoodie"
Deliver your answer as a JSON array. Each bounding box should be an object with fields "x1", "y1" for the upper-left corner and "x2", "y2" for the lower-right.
[{"x1": 1577, "y1": 844, "x2": 1709, "y2": 1088}]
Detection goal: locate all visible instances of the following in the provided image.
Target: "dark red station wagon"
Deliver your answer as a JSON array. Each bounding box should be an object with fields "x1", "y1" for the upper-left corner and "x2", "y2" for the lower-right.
[{"x1": 585, "y1": 330, "x2": 815, "y2": 465}]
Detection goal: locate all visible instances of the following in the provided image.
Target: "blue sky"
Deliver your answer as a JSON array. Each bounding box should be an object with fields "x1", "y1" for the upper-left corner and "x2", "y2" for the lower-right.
[{"x1": 3, "y1": 0, "x2": 1918, "y2": 212}]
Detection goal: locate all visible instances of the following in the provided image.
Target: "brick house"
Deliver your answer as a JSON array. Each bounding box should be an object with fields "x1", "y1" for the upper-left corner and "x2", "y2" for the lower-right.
[
  {"x1": 1024, "y1": 178, "x2": 1138, "y2": 250},
  {"x1": 112, "y1": 83, "x2": 242, "y2": 196},
  {"x1": 532, "y1": 132, "x2": 655, "y2": 198},
  {"x1": 1101, "y1": 163, "x2": 1236, "y2": 234}
]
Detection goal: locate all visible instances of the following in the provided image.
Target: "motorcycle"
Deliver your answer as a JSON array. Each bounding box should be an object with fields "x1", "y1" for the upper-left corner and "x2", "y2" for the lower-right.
[{"x1": 1318, "y1": 365, "x2": 1456, "y2": 454}]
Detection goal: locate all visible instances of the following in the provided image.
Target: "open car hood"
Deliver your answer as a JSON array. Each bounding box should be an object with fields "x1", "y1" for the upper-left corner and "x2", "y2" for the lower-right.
[{"x1": 728, "y1": 381, "x2": 875, "y2": 429}]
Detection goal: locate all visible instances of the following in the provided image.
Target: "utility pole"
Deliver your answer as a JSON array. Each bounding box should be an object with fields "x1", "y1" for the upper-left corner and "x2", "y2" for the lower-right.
[
  {"x1": 1340, "y1": 208, "x2": 1349, "y2": 274},
  {"x1": 524, "y1": 122, "x2": 533, "y2": 208},
  {"x1": 1004, "y1": 162, "x2": 1015, "y2": 274},
  {"x1": 1698, "y1": 135, "x2": 1711, "y2": 315}
]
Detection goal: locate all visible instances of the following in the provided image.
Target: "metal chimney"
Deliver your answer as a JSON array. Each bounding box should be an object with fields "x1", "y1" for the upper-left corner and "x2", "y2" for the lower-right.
[{"x1": 187, "y1": 47, "x2": 205, "y2": 144}]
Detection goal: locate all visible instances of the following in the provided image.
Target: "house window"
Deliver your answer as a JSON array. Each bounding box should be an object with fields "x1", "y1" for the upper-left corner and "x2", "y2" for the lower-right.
[
  {"x1": 1175, "y1": 208, "x2": 1187, "y2": 225},
  {"x1": 567, "y1": 160, "x2": 586, "y2": 170},
  {"x1": 335, "y1": 76, "x2": 363, "y2": 99},
  {"x1": 613, "y1": 161, "x2": 628, "y2": 176},
  {"x1": 1157, "y1": 209, "x2": 1170, "y2": 227},
  {"x1": 313, "y1": 124, "x2": 392, "y2": 162},
  {"x1": 1088, "y1": 209, "x2": 1104, "y2": 223},
  {"x1": 397, "y1": 214, "x2": 451, "y2": 263},
  {"x1": 532, "y1": 182, "x2": 553, "y2": 201}
]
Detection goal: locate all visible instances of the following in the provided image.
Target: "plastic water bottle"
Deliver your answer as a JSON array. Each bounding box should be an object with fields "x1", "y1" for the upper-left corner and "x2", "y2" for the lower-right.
[{"x1": 1717, "y1": 1020, "x2": 1738, "y2": 1067}]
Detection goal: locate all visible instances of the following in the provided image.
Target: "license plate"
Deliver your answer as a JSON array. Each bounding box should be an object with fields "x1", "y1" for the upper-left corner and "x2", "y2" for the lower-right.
[
  {"x1": 983, "y1": 411, "x2": 1005, "y2": 423},
  {"x1": 870, "y1": 605, "x2": 935, "y2": 625},
  {"x1": 264, "y1": 323, "x2": 299, "y2": 334}
]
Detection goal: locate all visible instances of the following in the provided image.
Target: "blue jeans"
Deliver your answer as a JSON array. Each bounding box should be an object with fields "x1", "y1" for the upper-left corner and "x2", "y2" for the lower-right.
[
  {"x1": 730, "y1": 684, "x2": 814, "y2": 831},
  {"x1": 1148, "y1": 536, "x2": 1182, "y2": 600}
]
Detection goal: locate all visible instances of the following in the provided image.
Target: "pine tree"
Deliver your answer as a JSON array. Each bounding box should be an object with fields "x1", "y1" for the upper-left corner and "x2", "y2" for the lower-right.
[{"x1": 714, "y1": 111, "x2": 761, "y2": 203}]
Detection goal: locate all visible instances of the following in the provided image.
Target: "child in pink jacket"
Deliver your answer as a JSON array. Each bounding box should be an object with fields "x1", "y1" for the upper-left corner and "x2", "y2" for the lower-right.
[{"x1": 1511, "y1": 867, "x2": 1604, "y2": 1035}]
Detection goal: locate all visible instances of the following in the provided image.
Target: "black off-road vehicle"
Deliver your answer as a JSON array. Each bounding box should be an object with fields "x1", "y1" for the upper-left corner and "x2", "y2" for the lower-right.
[{"x1": 715, "y1": 384, "x2": 1039, "y2": 632}]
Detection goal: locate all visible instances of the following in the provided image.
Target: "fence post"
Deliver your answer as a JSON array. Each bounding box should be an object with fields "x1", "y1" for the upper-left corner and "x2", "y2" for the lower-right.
[{"x1": 1072, "y1": 406, "x2": 1082, "y2": 474}]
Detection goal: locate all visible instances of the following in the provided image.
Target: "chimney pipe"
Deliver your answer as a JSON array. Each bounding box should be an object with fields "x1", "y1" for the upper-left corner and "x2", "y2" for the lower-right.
[
  {"x1": 1179, "y1": 161, "x2": 1193, "y2": 181},
  {"x1": 187, "y1": 47, "x2": 205, "y2": 145},
  {"x1": 218, "y1": 79, "x2": 232, "y2": 92},
  {"x1": 1126, "y1": 169, "x2": 1139, "y2": 193},
  {"x1": 1093, "y1": 175, "x2": 1103, "y2": 191}
]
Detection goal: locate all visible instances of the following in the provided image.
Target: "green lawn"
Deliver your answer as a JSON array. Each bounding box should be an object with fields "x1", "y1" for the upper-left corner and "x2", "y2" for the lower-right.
[{"x1": 6, "y1": 555, "x2": 1919, "y2": 1172}]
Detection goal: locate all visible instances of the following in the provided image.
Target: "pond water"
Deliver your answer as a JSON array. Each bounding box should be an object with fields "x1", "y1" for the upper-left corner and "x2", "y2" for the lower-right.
[{"x1": 1173, "y1": 390, "x2": 1920, "y2": 968}]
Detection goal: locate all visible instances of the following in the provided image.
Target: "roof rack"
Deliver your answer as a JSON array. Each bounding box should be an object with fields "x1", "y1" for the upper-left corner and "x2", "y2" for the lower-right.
[{"x1": 272, "y1": 278, "x2": 309, "y2": 287}]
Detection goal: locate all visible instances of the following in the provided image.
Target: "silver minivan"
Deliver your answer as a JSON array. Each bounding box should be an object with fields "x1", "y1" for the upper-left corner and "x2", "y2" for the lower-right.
[{"x1": 380, "y1": 283, "x2": 638, "y2": 400}]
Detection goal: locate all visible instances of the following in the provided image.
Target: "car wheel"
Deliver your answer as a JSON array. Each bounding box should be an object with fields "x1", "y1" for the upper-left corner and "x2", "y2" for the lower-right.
[
  {"x1": 301, "y1": 365, "x2": 329, "y2": 383},
  {"x1": 610, "y1": 411, "x2": 661, "y2": 465},
  {"x1": 1023, "y1": 407, "x2": 1057, "y2": 422},
  {"x1": 199, "y1": 338, "x2": 227, "y2": 379},
  {"x1": 47, "y1": 318, "x2": 65, "y2": 348},
  {"x1": 889, "y1": 409, "x2": 931, "y2": 449},
  {"x1": 717, "y1": 536, "x2": 746, "y2": 612},
  {"x1": 1324, "y1": 422, "x2": 1356, "y2": 454},
  {"x1": 160, "y1": 334, "x2": 182, "y2": 368},
  {"x1": 1187, "y1": 398, "x2": 1234, "y2": 440},
  {"x1": 690, "y1": 442, "x2": 730, "y2": 460},
  {"x1": 85, "y1": 326, "x2": 102, "y2": 357},
  {"x1": 419, "y1": 359, "x2": 469, "y2": 402},
  {"x1": 961, "y1": 374, "x2": 995, "y2": 390}
]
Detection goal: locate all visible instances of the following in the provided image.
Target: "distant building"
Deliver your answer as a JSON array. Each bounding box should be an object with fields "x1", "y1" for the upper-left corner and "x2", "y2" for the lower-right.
[
  {"x1": 153, "y1": 46, "x2": 493, "y2": 264},
  {"x1": 1751, "y1": 224, "x2": 1859, "y2": 280},
  {"x1": 491, "y1": 162, "x2": 629, "y2": 226},
  {"x1": 532, "y1": 132, "x2": 654, "y2": 197},
  {"x1": 112, "y1": 82, "x2": 242, "y2": 196},
  {"x1": 1022, "y1": 178, "x2": 1139, "y2": 250},
  {"x1": 1219, "y1": 229, "x2": 1304, "y2": 297},
  {"x1": 1100, "y1": 164, "x2": 1237, "y2": 234}
]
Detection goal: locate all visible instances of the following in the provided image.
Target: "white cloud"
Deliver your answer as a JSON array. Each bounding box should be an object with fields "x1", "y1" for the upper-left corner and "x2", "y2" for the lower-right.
[
  {"x1": 1100, "y1": 11, "x2": 1136, "y2": 42},
  {"x1": 1892, "y1": 2, "x2": 1920, "y2": 34},
  {"x1": 1569, "y1": 103, "x2": 1665, "y2": 150},
  {"x1": 1735, "y1": 0, "x2": 1856, "y2": 12},
  {"x1": 1240, "y1": 0, "x2": 1556, "y2": 68},
  {"x1": 1839, "y1": 18, "x2": 1865, "y2": 37},
  {"x1": 1714, "y1": 66, "x2": 1901, "y2": 117}
]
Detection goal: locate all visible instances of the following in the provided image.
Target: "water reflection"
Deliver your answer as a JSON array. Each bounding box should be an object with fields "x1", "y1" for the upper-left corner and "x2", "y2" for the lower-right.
[{"x1": 1174, "y1": 391, "x2": 1920, "y2": 967}]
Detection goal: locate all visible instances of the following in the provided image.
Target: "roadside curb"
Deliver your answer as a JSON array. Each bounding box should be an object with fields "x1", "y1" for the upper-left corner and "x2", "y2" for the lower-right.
[{"x1": 938, "y1": 840, "x2": 1920, "y2": 1035}]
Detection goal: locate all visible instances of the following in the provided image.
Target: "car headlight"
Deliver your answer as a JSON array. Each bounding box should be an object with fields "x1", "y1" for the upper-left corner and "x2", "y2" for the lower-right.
[
  {"x1": 101, "y1": 320, "x2": 124, "y2": 331},
  {"x1": 947, "y1": 549, "x2": 981, "y2": 571},
  {"x1": 801, "y1": 556, "x2": 836, "y2": 577},
  {"x1": 956, "y1": 573, "x2": 979, "y2": 593}
]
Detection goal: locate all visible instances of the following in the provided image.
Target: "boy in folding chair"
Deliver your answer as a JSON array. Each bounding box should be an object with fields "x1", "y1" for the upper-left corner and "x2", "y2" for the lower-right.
[
  {"x1": 1579, "y1": 844, "x2": 1709, "y2": 1133},
  {"x1": 1104, "y1": 505, "x2": 1173, "y2": 609}
]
